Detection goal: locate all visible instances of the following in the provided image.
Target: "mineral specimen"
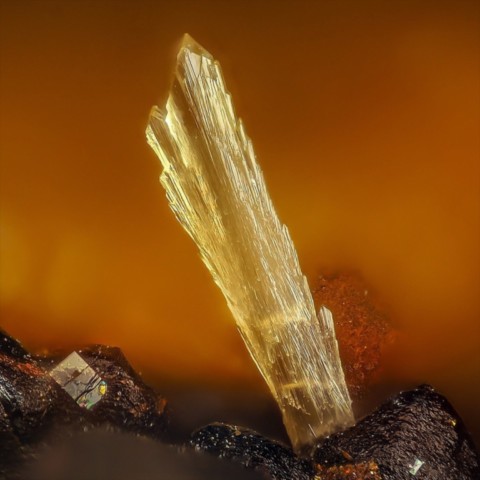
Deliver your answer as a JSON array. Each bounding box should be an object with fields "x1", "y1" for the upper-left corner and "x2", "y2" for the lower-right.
[
  {"x1": 0, "y1": 330, "x2": 167, "y2": 467},
  {"x1": 146, "y1": 34, "x2": 353, "y2": 452},
  {"x1": 0, "y1": 331, "x2": 80, "y2": 444},
  {"x1": 191, "y1": 386, "x2": 479, "y2": 480},
  {"x1": 73, "y1": 345, "x2": 167, "y2": 438},
  {"x1": 50, "y1": 351, "x2": 107, "y2": 409},
  {"x1": 313, "y1": 385, "x2": 480, "y2": 480},
  {"x1": 191, "y1": 423, "x2": 314, "y2": 480},
  {"x1": 2, "y1": 329, "x2": 479, "y2": 479}
]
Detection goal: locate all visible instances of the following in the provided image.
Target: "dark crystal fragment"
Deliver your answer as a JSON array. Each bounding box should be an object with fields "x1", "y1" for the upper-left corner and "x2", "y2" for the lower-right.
[
  {"x1": 0, "y1": 346, "x2": 81, "y2": 444},
  {"x1": 0, "y1": 402, "x2": 21, "y2": 471},
  {"x1": 190, "y1": 423, "x2": 314, "y2": 480},
  {"x1": 2, "y1": 328, "x2": 479, "y2": 480},
  {"x1": 0, "y1": 329, "x2": 168, "y2": 472},
  {"x1": 0, "y1": 333, "x2": 85, "y2": 478},
  {"x1": 73, "y1": 345, "x2": 167, "y2": 437},
  {"x1": 313, "y1": 385, "x2": 479, "y2": 480},
  {"x1": 190, "y1": 386, "x2": 479, "y2": 480},
  {"x1": 0, "y1": 329, "x2": 30, "y2": 361}
]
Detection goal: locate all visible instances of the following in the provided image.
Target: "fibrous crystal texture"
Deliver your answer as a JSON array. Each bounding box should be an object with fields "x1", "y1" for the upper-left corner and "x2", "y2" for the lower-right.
[{"x1": 146, "y1": 35, "x2": 353, "y2": 451}]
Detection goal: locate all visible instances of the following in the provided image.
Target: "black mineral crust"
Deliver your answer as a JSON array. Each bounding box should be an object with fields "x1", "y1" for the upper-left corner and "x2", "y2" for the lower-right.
[
  {"x1": 191, "y1": 423, "x2": 314, "y2": 480},
  {"x1": 1, "y1": 329, "x2": 479, "y2": 480},
  {"x1": 313, "y1": 384, "x2": 479, "y2": 480},
  {"x1": 0, "y1": 330, "x2": 168, "y2": 478},
  {"x1": 69, "y1": 345, "x2": 167, "y2": 437},
  {"x1": 191, "y1": 386, "x2": 479, "y2": 480},
  {"x1": 33, "y1": 344, "x2": 168, "y2": 439},
  {"x1": 0, "y1": 330, "x2": 82, "y2": 445}
]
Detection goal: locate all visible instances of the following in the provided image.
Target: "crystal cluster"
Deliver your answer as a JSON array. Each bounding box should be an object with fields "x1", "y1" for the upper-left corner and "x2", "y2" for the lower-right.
[{"x1": 146, "y1": 35, "x2": 353, "y2": 451}]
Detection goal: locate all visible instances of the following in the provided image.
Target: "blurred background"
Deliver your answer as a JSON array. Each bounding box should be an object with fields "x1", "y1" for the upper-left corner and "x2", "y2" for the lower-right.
[{"x1": 0, "y1": 0, "x2": 479, "y2": 442}]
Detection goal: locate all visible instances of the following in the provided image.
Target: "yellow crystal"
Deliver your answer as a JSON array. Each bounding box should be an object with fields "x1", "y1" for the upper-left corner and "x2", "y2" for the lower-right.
[{"x1": 146, "y1": 34, "x2": 354, "y2": 452}]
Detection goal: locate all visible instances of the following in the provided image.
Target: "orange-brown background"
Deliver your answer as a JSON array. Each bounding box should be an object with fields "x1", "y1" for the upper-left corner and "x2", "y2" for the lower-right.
[{"x1": 1, "y1": 0, "x2": 479, "y2": 440}]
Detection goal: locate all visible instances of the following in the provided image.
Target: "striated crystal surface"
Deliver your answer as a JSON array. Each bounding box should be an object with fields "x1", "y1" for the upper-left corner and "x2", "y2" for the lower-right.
[
  {"x1": 146, "y1": 34, "x2": 353, "y2": 451},
  {"x1": 50, "y1": 352, "x2": 107, "y2": 409}
]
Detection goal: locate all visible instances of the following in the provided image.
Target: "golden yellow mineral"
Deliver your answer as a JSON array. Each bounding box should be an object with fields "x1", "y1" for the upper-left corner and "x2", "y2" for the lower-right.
[{"x1": 146, "y1": 34, "x2": 354, "y2": 452}]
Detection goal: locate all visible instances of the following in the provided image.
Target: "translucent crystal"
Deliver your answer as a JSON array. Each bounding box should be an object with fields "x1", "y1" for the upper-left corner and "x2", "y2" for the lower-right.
[
  {"x1": 409, "y1": 459, "x2": 425, "y2": 475},
  {"x1": 50, "y1": 351, "x2": 107, "y2": 409},
  {"x1": 146, "y1": 34, "x2": 354, "y2": 451}
]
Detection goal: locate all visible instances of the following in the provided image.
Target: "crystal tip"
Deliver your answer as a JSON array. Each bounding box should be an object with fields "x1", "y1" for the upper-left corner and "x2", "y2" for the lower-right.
[{"x1": 179, "y1": 33, "x2": 212, "y2": 58}]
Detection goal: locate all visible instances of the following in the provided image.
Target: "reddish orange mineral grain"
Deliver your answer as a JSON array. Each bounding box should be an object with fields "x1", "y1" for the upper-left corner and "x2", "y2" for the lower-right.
[
  {"x1": 316, "y1": 460, "x2": 382, "y2": 479},
  {"x1": 313, "y1": 272, "x2": 395, "y2": 399}
]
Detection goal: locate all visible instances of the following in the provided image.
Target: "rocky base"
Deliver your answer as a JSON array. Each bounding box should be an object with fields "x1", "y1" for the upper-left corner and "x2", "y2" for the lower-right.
[
  {"x1": 313, "y1": 384, "x2": 479, "y2": 480},
  {"x1": 191, "y1": 385, "x2": 479, "y2": 479},
  {"x1": 0, "y1": 329, "x2": 168, "y2": 478},
  {"x1": 1, "y1": 329, "x2": 478, "y2": 479}
]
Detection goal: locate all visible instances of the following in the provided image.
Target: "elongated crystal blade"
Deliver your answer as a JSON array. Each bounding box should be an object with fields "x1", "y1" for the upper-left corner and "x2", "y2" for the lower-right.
[{"x1": 146, "y1": 34, "x2": 354, "y2": 451}]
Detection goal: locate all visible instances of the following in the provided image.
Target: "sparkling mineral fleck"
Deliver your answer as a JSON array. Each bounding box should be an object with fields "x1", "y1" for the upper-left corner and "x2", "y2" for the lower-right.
[{"x1": 408, "y1": 458, "x2": 424, "y2": 475}]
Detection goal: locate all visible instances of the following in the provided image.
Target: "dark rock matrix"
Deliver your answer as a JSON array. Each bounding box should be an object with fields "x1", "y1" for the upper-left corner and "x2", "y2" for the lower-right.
[{"x1": 1, "y1": 329, "x2": 478, "y2": 479}]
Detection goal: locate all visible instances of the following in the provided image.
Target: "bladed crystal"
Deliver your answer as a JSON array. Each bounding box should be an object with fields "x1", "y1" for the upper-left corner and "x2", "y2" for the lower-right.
[{"x1": 146, "y1": 34, "x2": 354, "y2": 451}]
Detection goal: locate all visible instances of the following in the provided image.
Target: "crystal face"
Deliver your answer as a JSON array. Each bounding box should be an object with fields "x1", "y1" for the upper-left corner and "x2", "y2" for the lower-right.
[
  {"x1": 50, "y1": 351, "x2": 107, "y2": 409},
  {"x1": 409, "y1": 459, "x2": 425, "y2": 475},
  {"x1": 146, "y1": 34, "x2": 353, "y2": 451}
]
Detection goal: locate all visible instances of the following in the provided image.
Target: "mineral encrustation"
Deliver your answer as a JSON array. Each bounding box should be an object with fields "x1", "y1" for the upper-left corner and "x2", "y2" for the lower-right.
[
  {"x1": 313, "y1": 272, "x2": 394, "y2": 399},
  {"x1": 146, "y1": 34, "x2": 353, "y2": 452},
  {"x1": 37, "y1": 344, "x2": 168, "y2": 438},
  {"x1": 313, "y1": 385, "x2": 480, "y2": 480},
  {"x1": 1, "y1": 330, "x2": 479, "y2": 479},
  {"x1": 191, "y1": 423, "x2": 314, "y2": 480},
  {"x1": 191, "y1": 386, "x2": 479, "y2": 480},
  {"x1": 0, "y1": 329, "x2": 167, "y2": 477}
]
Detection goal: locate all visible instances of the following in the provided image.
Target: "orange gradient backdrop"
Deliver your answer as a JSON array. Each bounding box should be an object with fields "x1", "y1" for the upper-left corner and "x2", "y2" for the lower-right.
[{"x1": 1, "y1": 0, "x2": 479, "y2": 438}]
